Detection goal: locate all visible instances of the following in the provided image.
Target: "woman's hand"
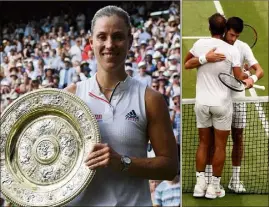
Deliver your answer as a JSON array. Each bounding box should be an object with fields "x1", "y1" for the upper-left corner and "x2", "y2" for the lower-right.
[{"x1": 84, "y1": 143, "x2": 122, "y2": 171}]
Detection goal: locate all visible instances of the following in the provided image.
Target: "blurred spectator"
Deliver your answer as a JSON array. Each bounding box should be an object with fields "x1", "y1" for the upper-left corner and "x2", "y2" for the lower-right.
[
  {"x1": 151, "y1": 78, "x2": 159, "y2": 91},
  {"x1": 134, "y1": 61, "x2": 152, "y2": 87},
  {"x1": 171, "y1": 43, "x2": 180, "y2": 60},
  {"x1": 145, "y1": 52, "x2": 156, "y2": 74},
  {"x1": 76, "y1": 12, "x2": 86, "y2": 31},
  {"x1": 69, "y1": 37, "x2": 83, "y2": 62},
  {"x1": 87, "y1": 50, "x2": 97, "y2": 75},
  {"x1": 168, "y1": 54, "x2": 180, "y2": 73},
  {"x1": 79, "y1": 61, "x2": 91, "y2": 80},
  {"x1": 82, "y1": 38, "x2": 92, "y2": 61},
  {"x1": 30, "y1": 77, "x2": 41, "y2": 91},
  {"x1": 125, "y1": 65, "x2": 134, "y2": 77},
  {"x1": 171, "y1": 92, "x2": 180, "y2": 144},
  {"x1": 58, "y1": 57, "x2": 76, "y2": 88},
  {"x1": 154, "y1": 175, "x2": 180, "y2": 207},
  {"x1": 149, "y1": 180, "x2": 162, "y2": 206},
  {"x1": 157, "y1": 76, "x2": 169, "y2": 106},
  {"x1": 42, "y1": 65, "x2": 55, "y2": 87},
  {"x1": 166, "y1": 71, "x2": 180, "y2": 106},
  {"x1": 1, "y1": 56, "x2": 10, "y2": 76}
]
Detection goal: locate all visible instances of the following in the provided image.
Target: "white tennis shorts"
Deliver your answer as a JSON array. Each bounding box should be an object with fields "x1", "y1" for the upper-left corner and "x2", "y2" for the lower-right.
[
  {"x1": 195, "y1": 102, "x2": 233, "y2": 130},
  {"x1": 232, "y1": 102, "x2": 247, "y2": 128}
]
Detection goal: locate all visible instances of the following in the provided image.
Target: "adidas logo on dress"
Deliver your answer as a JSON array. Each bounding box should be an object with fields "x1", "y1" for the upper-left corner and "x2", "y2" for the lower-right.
[{"x1": 125, "y1": 110, "x2": 139, "y2": 122}]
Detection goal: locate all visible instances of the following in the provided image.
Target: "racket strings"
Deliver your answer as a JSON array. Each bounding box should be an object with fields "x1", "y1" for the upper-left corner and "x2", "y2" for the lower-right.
[
  {"x1": 222, "y1": 74, "x2": 242, "y2": 88},
  {"x1": 218, "y1": 73, "x2": 245, "y2": 92}
]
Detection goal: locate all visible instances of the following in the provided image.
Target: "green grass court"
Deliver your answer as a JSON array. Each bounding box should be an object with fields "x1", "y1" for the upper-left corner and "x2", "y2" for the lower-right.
[
  {"x1": 183, "y1": 193, "x2": 268, "y2": 207},
  {"x1": 182, "y1": 1, "x2": 268, "y2": 206}
]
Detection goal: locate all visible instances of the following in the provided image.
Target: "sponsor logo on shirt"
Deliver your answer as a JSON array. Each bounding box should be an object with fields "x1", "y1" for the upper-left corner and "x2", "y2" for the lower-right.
[
  {"x1": 125, "y1": 110, "x2": 139, "y2": 122},
  {"x1": 95, "y1": 114, "x2": 103, "y2": 122}
]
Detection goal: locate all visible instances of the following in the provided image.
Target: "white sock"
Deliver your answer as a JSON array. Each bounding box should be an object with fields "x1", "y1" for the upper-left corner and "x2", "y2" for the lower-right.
[
  {"x1": 232, "y1": 166, "x2": 240, "y2": 181},
  {"x1": 196, "y1": 171, "x2": 205, "y2": 177},
  {"x1": 196, "y1": 172, "x2": 206, "y2": 186},
  {"x1": 205, "y1": 165, "x2": 213, "y2": 184},
  {"x1": 211, "y1": 176, "x2": 221, "y2": 186}
]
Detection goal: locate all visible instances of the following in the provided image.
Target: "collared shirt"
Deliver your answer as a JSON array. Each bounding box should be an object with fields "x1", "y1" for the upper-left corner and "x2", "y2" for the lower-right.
[{"x1": 155, "y1": 181, "x2": 180, "y2": 206}]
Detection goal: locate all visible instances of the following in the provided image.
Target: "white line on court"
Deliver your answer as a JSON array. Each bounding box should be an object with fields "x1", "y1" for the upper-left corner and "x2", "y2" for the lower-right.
[
  {"x1": 213, "y1": 0, "x2": 225, "y2": 16},
  {"x1": 249, "y1": 88, "x2": 269, "y2": 137}
]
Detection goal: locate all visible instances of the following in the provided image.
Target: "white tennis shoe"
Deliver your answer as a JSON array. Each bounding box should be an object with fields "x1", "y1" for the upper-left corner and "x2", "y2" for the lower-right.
[
  {"x1": 228, "y1": 178, "x2": 246, "y2": 193},
  {"x1": 205, "y1": 184, "x2": 225, "y2": 199},
  {"x1": 193, "y1": 173, "x2": 207, "y2": 197}
]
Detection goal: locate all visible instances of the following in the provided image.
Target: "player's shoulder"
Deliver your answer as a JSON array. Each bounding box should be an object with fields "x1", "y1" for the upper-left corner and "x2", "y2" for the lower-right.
[
  {"x1": 234, "y1": 39, "x2": 251, "y2": 50},
  {"x1": 194, "y1": 38, "x2": 211, "y2": 45},
  {"x1": 145, "y1": 87, "x2": 168, "y2": 117},
  {"x1": 145, "y1": 87, "x2": 164, "y2": 105},
  {"x1": 223, "y1": 41, "x2": 240, "y2": 54},
  {"x1": 234, "y1": 39, "x2": 248, "y2": 46},
  {"x1": 130, "y1": 75, "x2": 147, "y2": 86}
]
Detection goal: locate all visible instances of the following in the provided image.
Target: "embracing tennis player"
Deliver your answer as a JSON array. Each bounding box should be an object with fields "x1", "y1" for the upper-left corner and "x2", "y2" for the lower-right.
[
  {"x1": 224, "y1": 17, "x2": 264, "y2": 193},
  {"x1": 185, "y1": 16, "x2": 264, "y2": 194},
  {"x1": 203, "y1": 17, "x2": 264, "y2": 193},
  {"x1": 184, "y1": 13, "x2": 249, "y2": 199}
]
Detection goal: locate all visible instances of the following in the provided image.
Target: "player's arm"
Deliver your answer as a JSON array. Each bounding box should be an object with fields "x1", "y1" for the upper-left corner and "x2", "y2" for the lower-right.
[
  {"x1": 85, "y1": 87, "x2": 179, "y2": 180},
  {"x1": 126, "y1": 88, "x2": 179, "y2": 180},
  {"x1": 184, "y1": 48, "x2": 226, "y2": 69},
  {"x1": 184, "y1": 41, "x2": 198, "y2": 69},
  {"x1": 231, "y1": 47, "x2": 250, "y2": 85},
  {"x1": 249, "y1": 63, "x2": 264, "y2": 80},
  {"x1": 233, "y1": 67, "x2": 248, "y2": 80},
  {"x1": 184, "y1": 52, "x2": 195, "y2": 69},
  {"x1": 243, "y1": 43, "x2": 264, "y2": 81}
]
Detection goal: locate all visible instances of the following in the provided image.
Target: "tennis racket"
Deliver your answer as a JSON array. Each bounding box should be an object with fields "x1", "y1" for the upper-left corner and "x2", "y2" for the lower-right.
[
  {"x1": 239, "y1": 24, "x2": 258, "y2": 48},
  {"x1": 218, "y1": 72, "x2": 265, "y2": 92}
]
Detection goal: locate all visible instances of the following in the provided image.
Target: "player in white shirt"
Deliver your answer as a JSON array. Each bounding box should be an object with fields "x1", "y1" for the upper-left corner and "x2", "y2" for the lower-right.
[
  {"x1": 185, "y1": 17, "x2": 264, "y2": 194},
  {"x1": 184, "y1": 13, "x2": 250, "y2": 199},
  {"x1": 224, "y1": 17, "x2": 264, "y2": 193}
]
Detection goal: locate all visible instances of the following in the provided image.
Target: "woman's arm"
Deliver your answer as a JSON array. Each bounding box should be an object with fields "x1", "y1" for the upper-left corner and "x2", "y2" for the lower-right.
[{"x1": 85, "y1": 88, "x2": 179, "y2": 181}]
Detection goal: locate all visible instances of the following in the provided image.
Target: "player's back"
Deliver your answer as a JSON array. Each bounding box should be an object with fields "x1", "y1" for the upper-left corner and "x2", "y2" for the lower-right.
[{"x1": 190, "y1": 38, "x2": 240, "y2": 106}]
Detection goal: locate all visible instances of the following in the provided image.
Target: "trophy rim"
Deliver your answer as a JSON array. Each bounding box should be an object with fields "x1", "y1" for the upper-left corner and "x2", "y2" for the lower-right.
[{"x1": 1, "y1": 88, "x2": 101, "y2": 206}]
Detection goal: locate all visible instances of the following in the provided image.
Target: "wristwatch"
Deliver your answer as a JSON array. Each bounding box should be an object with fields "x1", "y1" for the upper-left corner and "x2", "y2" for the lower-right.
[{"x1": 120, "y1": 155, "x2": 131, "y2": 172}]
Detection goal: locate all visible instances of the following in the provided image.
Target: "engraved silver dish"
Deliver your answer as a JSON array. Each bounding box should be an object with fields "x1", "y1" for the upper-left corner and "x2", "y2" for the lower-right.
[{"x1": 0, "y1": 88, "x2": 101, "y2": 206}]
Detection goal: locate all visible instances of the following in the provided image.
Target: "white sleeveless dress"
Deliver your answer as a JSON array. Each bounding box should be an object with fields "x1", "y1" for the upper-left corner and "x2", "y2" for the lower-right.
[{"x1": 68, "y1": 74, "x2": 152, "y2": 206}]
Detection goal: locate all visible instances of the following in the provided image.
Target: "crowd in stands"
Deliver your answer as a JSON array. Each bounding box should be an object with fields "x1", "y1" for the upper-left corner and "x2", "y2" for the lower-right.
[{"x1": 0, "y1": 1, "x2": 180, "y2": 206}]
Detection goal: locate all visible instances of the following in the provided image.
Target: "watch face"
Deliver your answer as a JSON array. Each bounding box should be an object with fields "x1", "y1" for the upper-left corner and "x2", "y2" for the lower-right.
[{"x1": 123, "y1": 156, "x2": 131, "y2": 164}]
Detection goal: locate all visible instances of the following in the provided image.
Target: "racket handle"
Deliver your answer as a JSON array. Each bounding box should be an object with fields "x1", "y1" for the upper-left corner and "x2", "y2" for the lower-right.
[{"x1": 253, "y1": 84, "x2": 265, "y2": 90}]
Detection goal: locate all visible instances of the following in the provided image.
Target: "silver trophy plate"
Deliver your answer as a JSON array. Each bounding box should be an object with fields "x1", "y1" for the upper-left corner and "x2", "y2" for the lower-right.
[{"x1": 0, "y1": 89, "x2": 101, "y2": 206}]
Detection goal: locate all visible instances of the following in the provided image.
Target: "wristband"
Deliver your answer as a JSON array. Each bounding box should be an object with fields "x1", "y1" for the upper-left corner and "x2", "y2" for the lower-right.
[
  {"x1": 250, "y1": 75, "x2": 258, "y2": 83},
  {"x1": 198, "y1": 55, "x2": 208, "y2": 65}
]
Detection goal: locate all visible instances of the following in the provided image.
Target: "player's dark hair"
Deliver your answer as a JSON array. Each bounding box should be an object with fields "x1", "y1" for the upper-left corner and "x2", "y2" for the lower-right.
[
  {"x1": 226, "y1": 17, "x2": 244, "y2": 33},
  {"x1": 208, "y1": 13, "x2": 226, "y2": 35}
]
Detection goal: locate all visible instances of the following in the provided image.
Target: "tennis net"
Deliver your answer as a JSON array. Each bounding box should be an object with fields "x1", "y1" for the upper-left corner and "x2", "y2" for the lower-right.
[{"x1": 182, "y1": 96, "x2": 269, "y2": 194}]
